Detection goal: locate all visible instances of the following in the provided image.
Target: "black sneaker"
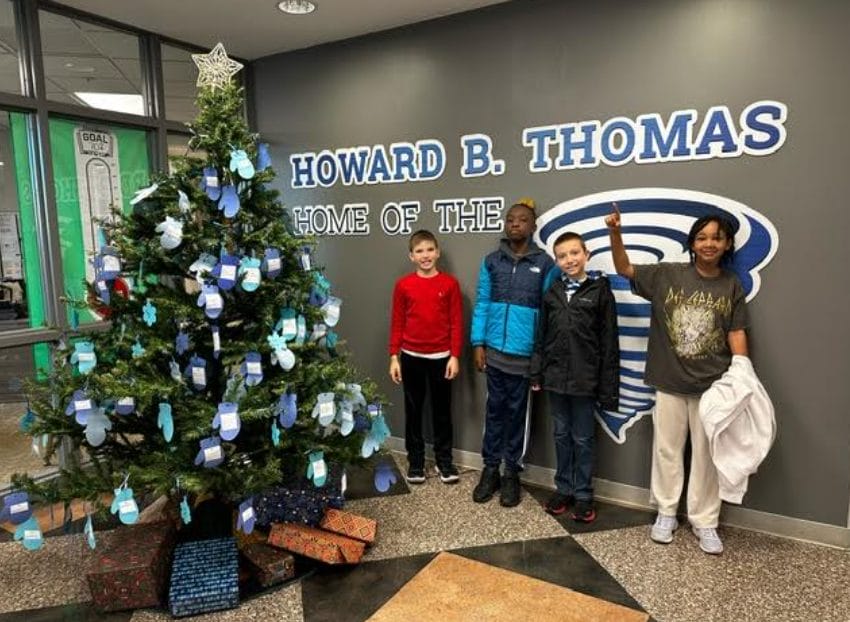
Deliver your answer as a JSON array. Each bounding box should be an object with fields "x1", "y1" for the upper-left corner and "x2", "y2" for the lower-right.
[
  {"x1": 544, "y1": 493, "x2": 574, "y2": 516},
  {"x1": 435, "y1": 464, "x2": 460, "y2": 484},
  {"x1": 405, "y1": 467, "x2": 426, "y2": 484},
  {"x1": 472, "y1": 466, "x2": 501, "y2": 503},
  {"x1": 571, "y1": 499, "x2": 597, "y2": 523},
  {"x1": 499, "y1": 470, "x2": 521, "y2": 507}
]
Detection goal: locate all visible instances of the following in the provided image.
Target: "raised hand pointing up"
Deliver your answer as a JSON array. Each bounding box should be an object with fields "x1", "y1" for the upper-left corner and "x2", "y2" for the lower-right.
[{"x1": 605, "y1": 202, "x2": 621, "y2": 231}]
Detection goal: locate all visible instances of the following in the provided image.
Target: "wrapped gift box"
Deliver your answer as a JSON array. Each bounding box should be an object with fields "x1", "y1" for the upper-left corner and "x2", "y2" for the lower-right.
[
  {"x1": 86, "y1": 521, "x2": 175, "y2": 612},
  {"x1": 255, "y1": 464, "x2": 344, "y2": 527},
  {"x1": 319, "y1": 508, "x2": 377, "y2": 544},
  {"x1": 168, "y1": 537, "x2": 239, "y2": 617},
  {"x1": 268, "y1": 522, "x2": 365, "y2": 564},
  {"x1": 240, "y1": 542, "x2": 295, "y2": 587}
]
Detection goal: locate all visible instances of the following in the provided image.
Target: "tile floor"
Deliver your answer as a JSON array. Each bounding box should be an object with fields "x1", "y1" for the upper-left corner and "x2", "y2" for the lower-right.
[{"x1": 1, "y1": 455, "x2": 848, "y2": 621}]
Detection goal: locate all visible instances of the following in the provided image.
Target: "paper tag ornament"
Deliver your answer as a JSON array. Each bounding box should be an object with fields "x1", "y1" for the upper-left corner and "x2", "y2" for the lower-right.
[
  {"x1": 240, "y1": 352, "x2": 263, "y2": 386},
  {"x1": 201, "y1": 167, "x2": 221, "y2": 200},
  {"x1": 142, "y1": 299, "x2": 157, "y2": 327},
  {"x1": 158, "y1": 402, "x2": 174, "y2": 442},
  {"x1": 219, "y1": 184, "x2": 240, "y2": 218},
  {"x1": 212, "y1": 254, "x2": 240, "y2": 291},
  {"x1": 277, "y1": 392, "x2": 298, "y2": 429},
  {"x1": 14, "y1": 516, "x2": 43, "y2": 551},
  {"x1": 70, "y1": 341, "x2": 97, "y2": 375},
  {"x1": 194, "y1": 436, "x2": 224, "y2": 468},
  {"x1": 257, "y1": 142, "x2": 271, "y2": 170},
  {"x1": 115, "y1": 396, "x2": 135, "y2": 416},
  {"x1": 236, "y1": 497, "x2": 256, "y2": 534},
  {"x1": 262, "y1": 248, "x2": 281, "y2": 278},
  {"x1": 197, "y1": 284, "x2": 223, "y2": 319},
  {"x1": 230, "y1": 148, "x2": 255, "y2": 180},
  {"x1": 65, "y1": 389, "x2": 96, "y2": 425},
  {"x1": 275, "y1": 308, "x2": 298, "y2": 341},
  {"x1": 155, "y1": 216, "x2": 183, "y2": 250},
  {"x1": 306, "y1": 450, "x2": 327, "y2": 487},
  {"x1": 84, "y1": 408, "x2": 112, "y2": 446},
  {"x1": 322, "y1": 296, "x2": 342, "y2": 327},
  {"x1": 110, "y1": 484, "x2": 139, "y2": 525},
  {"x1": 213, "y1": 402, "x2": 241, "y2": 441},
  {"x1": 312, "y1": 392, "x2": 336, "y2": 427},
  {"x1": 0, "y1": 491, "x2": 32, "y2": 524},
  {"x1": 186, "y1": 355, "x2": 207, "y2": 390},
  {"x1": 239, "y1": 257, "x2": 262, "y2": 292}
]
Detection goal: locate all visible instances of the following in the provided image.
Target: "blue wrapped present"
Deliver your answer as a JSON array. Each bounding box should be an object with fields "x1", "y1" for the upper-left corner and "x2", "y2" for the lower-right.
[
  {"x1": 254, "y1": 463, "x2": 344, "y2": 527},
  {"x1": 168, "y1": 537, "x2": 239, "y2": 617}
]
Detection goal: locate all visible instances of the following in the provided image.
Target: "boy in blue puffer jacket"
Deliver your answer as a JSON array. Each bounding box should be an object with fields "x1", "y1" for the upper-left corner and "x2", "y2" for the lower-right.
[{"x1": 471, "y1": 198, "x2": 557, "y2": 507}]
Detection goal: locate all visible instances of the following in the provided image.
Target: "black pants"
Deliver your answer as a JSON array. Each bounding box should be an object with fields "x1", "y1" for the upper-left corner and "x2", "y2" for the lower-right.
[{"x1": 401, "y1": 352, "x2": 454, "y2": 469}]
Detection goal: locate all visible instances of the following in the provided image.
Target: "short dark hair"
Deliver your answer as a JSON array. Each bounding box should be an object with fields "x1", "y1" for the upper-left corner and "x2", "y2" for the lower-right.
[
  {"x1": 409, "y1": 229, "x2": 438, "y2": 252},
  {"x1": 553, "y1": 231, "x2": 587, "y2": 251},
  {"x1": 686, "y1": 216, "x2": 736, "y2": 265}
]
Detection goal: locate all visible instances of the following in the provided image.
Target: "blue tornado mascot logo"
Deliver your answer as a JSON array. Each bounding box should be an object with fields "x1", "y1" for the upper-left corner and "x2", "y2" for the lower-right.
[{"x1": 535, "y1": 188, "x2": 778, "y2": 443}]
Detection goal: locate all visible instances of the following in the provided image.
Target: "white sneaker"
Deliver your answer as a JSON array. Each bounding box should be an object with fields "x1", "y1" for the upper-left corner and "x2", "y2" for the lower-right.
[
  {"x1": 650, "y1": 514, "x2": 679, "y2": 544},
  {"x1": 692, "y1": 526, "x2": 724, "y2": 555}
]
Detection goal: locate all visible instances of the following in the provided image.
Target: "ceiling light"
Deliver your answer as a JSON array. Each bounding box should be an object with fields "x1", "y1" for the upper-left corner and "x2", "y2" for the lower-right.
[
  {"x1": 277, "y1": 0, "x2": 316, "y2": 15},
  {"x1": 74, "y1": 92, "x2": 144, "y2": 116}
]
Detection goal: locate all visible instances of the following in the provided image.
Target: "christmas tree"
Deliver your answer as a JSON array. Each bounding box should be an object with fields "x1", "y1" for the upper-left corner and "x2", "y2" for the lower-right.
[{"x1": 8, "y1": 44, "x2": 390, "y2": 535}]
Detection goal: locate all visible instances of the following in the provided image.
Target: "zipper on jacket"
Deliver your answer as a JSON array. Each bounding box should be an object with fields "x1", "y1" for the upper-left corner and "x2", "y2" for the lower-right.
[{"x1": 503, "y1": 261, "x2": 517, "y2": 348}]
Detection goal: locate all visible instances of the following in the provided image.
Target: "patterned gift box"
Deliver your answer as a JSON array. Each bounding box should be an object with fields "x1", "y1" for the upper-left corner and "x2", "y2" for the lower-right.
[
  {"x1": 86, "y1": 521, "x2": 176, "y2": 612},
  {"x1": 319, "y1": 508, "x2": 377, "y2": 544},
  {"x1": 267, "y1": 522, "x2": 365, "y2": 564},
  {"x1": 255, "y1": 464, "x2": 344, "y2": 527},
  {"x1": 240, "y1": 542, "x2": 295, "y2": 587},
  {"x1": 168, "y1": 537, "x2": 239, "y2": 617}
]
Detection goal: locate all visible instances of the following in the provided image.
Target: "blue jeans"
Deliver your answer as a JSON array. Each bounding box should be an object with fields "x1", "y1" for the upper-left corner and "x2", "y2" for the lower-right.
[
  {"x1": 548, "y1": 393, "x2": 596, "y2": 501},
  {"x1": 481, "y1": 366, "x2": 530, "y2": 472}
]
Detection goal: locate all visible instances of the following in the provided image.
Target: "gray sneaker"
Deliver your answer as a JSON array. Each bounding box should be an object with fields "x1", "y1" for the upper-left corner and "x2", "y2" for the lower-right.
[
  {"x1": 650, "y1": 514, "x2": 679, "y2": 544},
  {"x1": 692, "y1": 526, "x2": 724, "y2": 555}
]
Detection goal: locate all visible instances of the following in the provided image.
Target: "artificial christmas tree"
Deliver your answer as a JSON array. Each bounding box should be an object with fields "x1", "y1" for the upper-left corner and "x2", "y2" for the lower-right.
[{"x1": 9, "y1": 44, "x2": 390, "y2": 544}]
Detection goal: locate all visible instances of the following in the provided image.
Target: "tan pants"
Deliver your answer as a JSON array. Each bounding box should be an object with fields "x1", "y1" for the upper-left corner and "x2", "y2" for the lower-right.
[{"x1": 650, "y1": 390, "x2": 720, "y2": 528}]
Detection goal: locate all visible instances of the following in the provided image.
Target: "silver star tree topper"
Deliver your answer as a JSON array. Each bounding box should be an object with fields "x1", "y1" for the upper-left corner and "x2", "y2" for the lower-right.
[{"x1": 192, "y1": 43, "x2": 244, "y2": 90}]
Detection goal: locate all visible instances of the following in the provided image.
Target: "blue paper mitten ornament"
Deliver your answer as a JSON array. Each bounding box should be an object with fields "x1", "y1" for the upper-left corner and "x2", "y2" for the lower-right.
[
  {"x1": 115, "y1": 396, "x2": 135, "y2": 415},
  {"x1": 177, "y1": 189, "x2": 191, "y2": 214},
  {"x1": 197, "y1": 284, "x2": 223, "y2": 319},
  {"x1": 294, "y1": 315, "x2": 307, "y2": 346},
  {"x1": 189, "y1": 252, "x2": 218, "y2": 282},
  {"x1": 130, "y1": 182, "x2": 158, "y2": 205},
  {"x1": 111, "y1": 485, "x2": 139, "y2": 525},
  {"x1": 142, "y1": 299, "x2": 157, "y2": 327},
  {"x1": 213, "y1": 402, "x2": 241, "y2": 441},
  {"x1": 236, "y1": 498, "x2": 256, "y2": 534},
  {"x1": 310, "y1": 323, "x2": 327, "y2": 343},
  {"x1": 219, "y1": 184, "x2": 240, "y2": 218},
  {"x1": 241, "y1": 352, "x2": 263, "y2": 386},
  {"x1": 212, "y1": 253, "x2": 240, "y2": 291},
  {"x1": 180, "y1": 495, "x2": 192, "y2": 525},
  {"x1": 169, "y1": 359, "x2": 182, "y2": 382},
  {"x1": 262, "y1": 248, "x2": 281, "y2": 278},
  {"x1": 275, "y1": 308, "x2": 298, "y2": 342},
  {"x1": 230, "y1": 149, "x2": 255, "y2": 180},
  {"x1": 239, "y1": 257, "x2": 262, "y2": 292},
  {"x1": 158, "y1": 402, "x2": 174, "y2": 442},
  {"x1": 338, "y1": 400, "x2": 354, "y2": 436},
  {"x1": 84, "y1": 513, "x2": 96, "y2": 549},
  {"x1": 0, "y1": 491, "x2": 32, "y2": 524},
  {"x1": 94, "y1": 246, "x2": 121, "y2": 281},
  {"x1": 14, "y1": 516, "x2": 43, "y2": 551},
  {"x1": 268, "y1": 332, "x2": 295, "y2": 371},
  {"x1": 306, "y1": 450, "x2": 327, "y2": 487},
  {"x1": 308, "y1": 286, "x2": 328, "y2": 307},
  {"x1": 321, "y1": 296, "x2": 342, "y2": 327},
  {"x1": 362, "y1": 406, "x2": 391, "y2": 458},
  {"x1": 257, "y1": 143, "x2": 272, "y2": 170},
  {"x1": 19, "y1": 407, "x2": 36, "y2": 433},
  {"x1": 326, "y1": 330, "x2": 339, "y2": 353},
  {"x1": 70, "y1": 341, "x2": 97, "y2": 374},
  {"x1": 374, "y1": 461, "x2": 398, "y2": 493},
  {"x1": 347, "y1": 383, "x2": 367, "y2": 411},
  {"x1": 311, "y1": 392, "x2": 336, "y2": 427},
  {"x1": 95, "y1": 279, "x2": 110, "y2": 305},
  {"x1": 201, "y1": 167, "x2": 221, "y2": 201},
  {"x1": 65, "y1": 389, "x2": 95, "y2": 425},
  {"x1": 155, "y1": 216, "x2": 183, "y2": 250},
  {"x1": 84, "y1": 408, "x2": 112, "y2": 446},
  {"x1": 186, "y1": 355, "x2": 207, "y2": 390},
  {"x1": 194, "y1": 436, "x2": 224, "y2": 468},
  {"x1": 175, "y1": 330, "x2": 190, "y2": 355},
  {"x1": 277, "y1": 392, "x2": 297, "y2": 429}
]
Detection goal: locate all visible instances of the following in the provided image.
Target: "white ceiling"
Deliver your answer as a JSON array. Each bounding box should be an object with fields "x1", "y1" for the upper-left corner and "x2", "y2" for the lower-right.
[{"x1": 50, "y1": 0, "x2": 511, "y2": 60}]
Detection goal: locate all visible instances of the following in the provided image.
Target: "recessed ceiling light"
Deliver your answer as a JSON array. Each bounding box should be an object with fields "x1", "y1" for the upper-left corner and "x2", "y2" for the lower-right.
[{"x1": 277, "y1": 0, "x2": 316, "y2": 15}]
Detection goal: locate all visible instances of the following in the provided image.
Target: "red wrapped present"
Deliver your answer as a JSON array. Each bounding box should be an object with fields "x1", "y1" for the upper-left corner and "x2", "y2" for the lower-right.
[
  {"x1": 267, "y1": 522, "x2": 365, "y2": 564},
  {"x1": 240, "y1": 542, "x2": 295, "y2": 587},
  {"x1": 87, "y1": 521, "x2": 176, "y2": 612},
  {"x1": 319, "y1": 508, "x2": 377, "y2": 544}
]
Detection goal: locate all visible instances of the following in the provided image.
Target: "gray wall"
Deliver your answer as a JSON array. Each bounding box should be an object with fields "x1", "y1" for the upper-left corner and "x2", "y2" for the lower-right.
[{"x1": 252, "y1": 0, "x2": 850, "y2": 527}]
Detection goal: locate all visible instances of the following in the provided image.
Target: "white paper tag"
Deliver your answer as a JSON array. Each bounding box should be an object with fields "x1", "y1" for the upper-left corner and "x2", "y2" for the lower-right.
[
  {"x1": 220, "y1": 265, "x2": 237, "y2": 280},
  {"x1": 103, "y1": 256, "x2": 120, "y2": 272},
  {"x1": 204, "y1": 446, "x2": 222, "y2": 461},
  {"x1": 241, "y1": 507, "x2": 254, "y2": 522},
  {"x1": 24, "y1": 530, "x2": 40, "y2": 539},
  {"x1": 206, "y1": 175, "x2": 219, "y2": 188},
  {"x1": 192, "y1": 367, "x2": 206, "y2": 386},
  {"x1": 119, "y1": 499, "x2": 137, "y2": 513},
  {"x1": 78, "y1": 352, "x2": 95, "y2": 363},
  {"x1": 341, "y1": 471, "x2": 348, "y2": 493},
  {"x1": 207, "y1": 294, "x2": 222, "y2": 310},
  {"x1": 267, "y1": 257, "x2": 281, "y2": 271},
  {"x1": 244, "y1": 268, "x2": 260, "y2": 285},
  {"x1": 246, "y1": 362, "x2": 261, "y2": 375},
  {"x1": 75, "y1": 399, "x2": 92, "y2": 411},
  {"x1": 220, "y1": 412, "x2": 238, "y2": 430},
  {"x1": 10, "y1": 502, "x2": 29, "y2": 514},
  {"x1": 319, "y1": 401, "x2": 334, "y2": 418},
  {"x1": 282, "y1": 318, "x2": 297, "y2": 334},
  {"x1": 301, "y1": 254, "x2": 311, "y2": 271},
  {"x1": 118, "y1": 397, "x2": 134, "y2": 407},
  {"x1": 313, "y1": 460, "x2": 326, "y2": 479},
  {"x1": 212, "y1": 331, "x2": 221, "y2": 352}
]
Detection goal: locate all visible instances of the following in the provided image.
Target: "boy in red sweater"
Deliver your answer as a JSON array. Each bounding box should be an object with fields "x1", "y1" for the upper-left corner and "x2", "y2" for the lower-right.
[{"x1": 389, "y1": 230, "x2": 463, "y2": 484}]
